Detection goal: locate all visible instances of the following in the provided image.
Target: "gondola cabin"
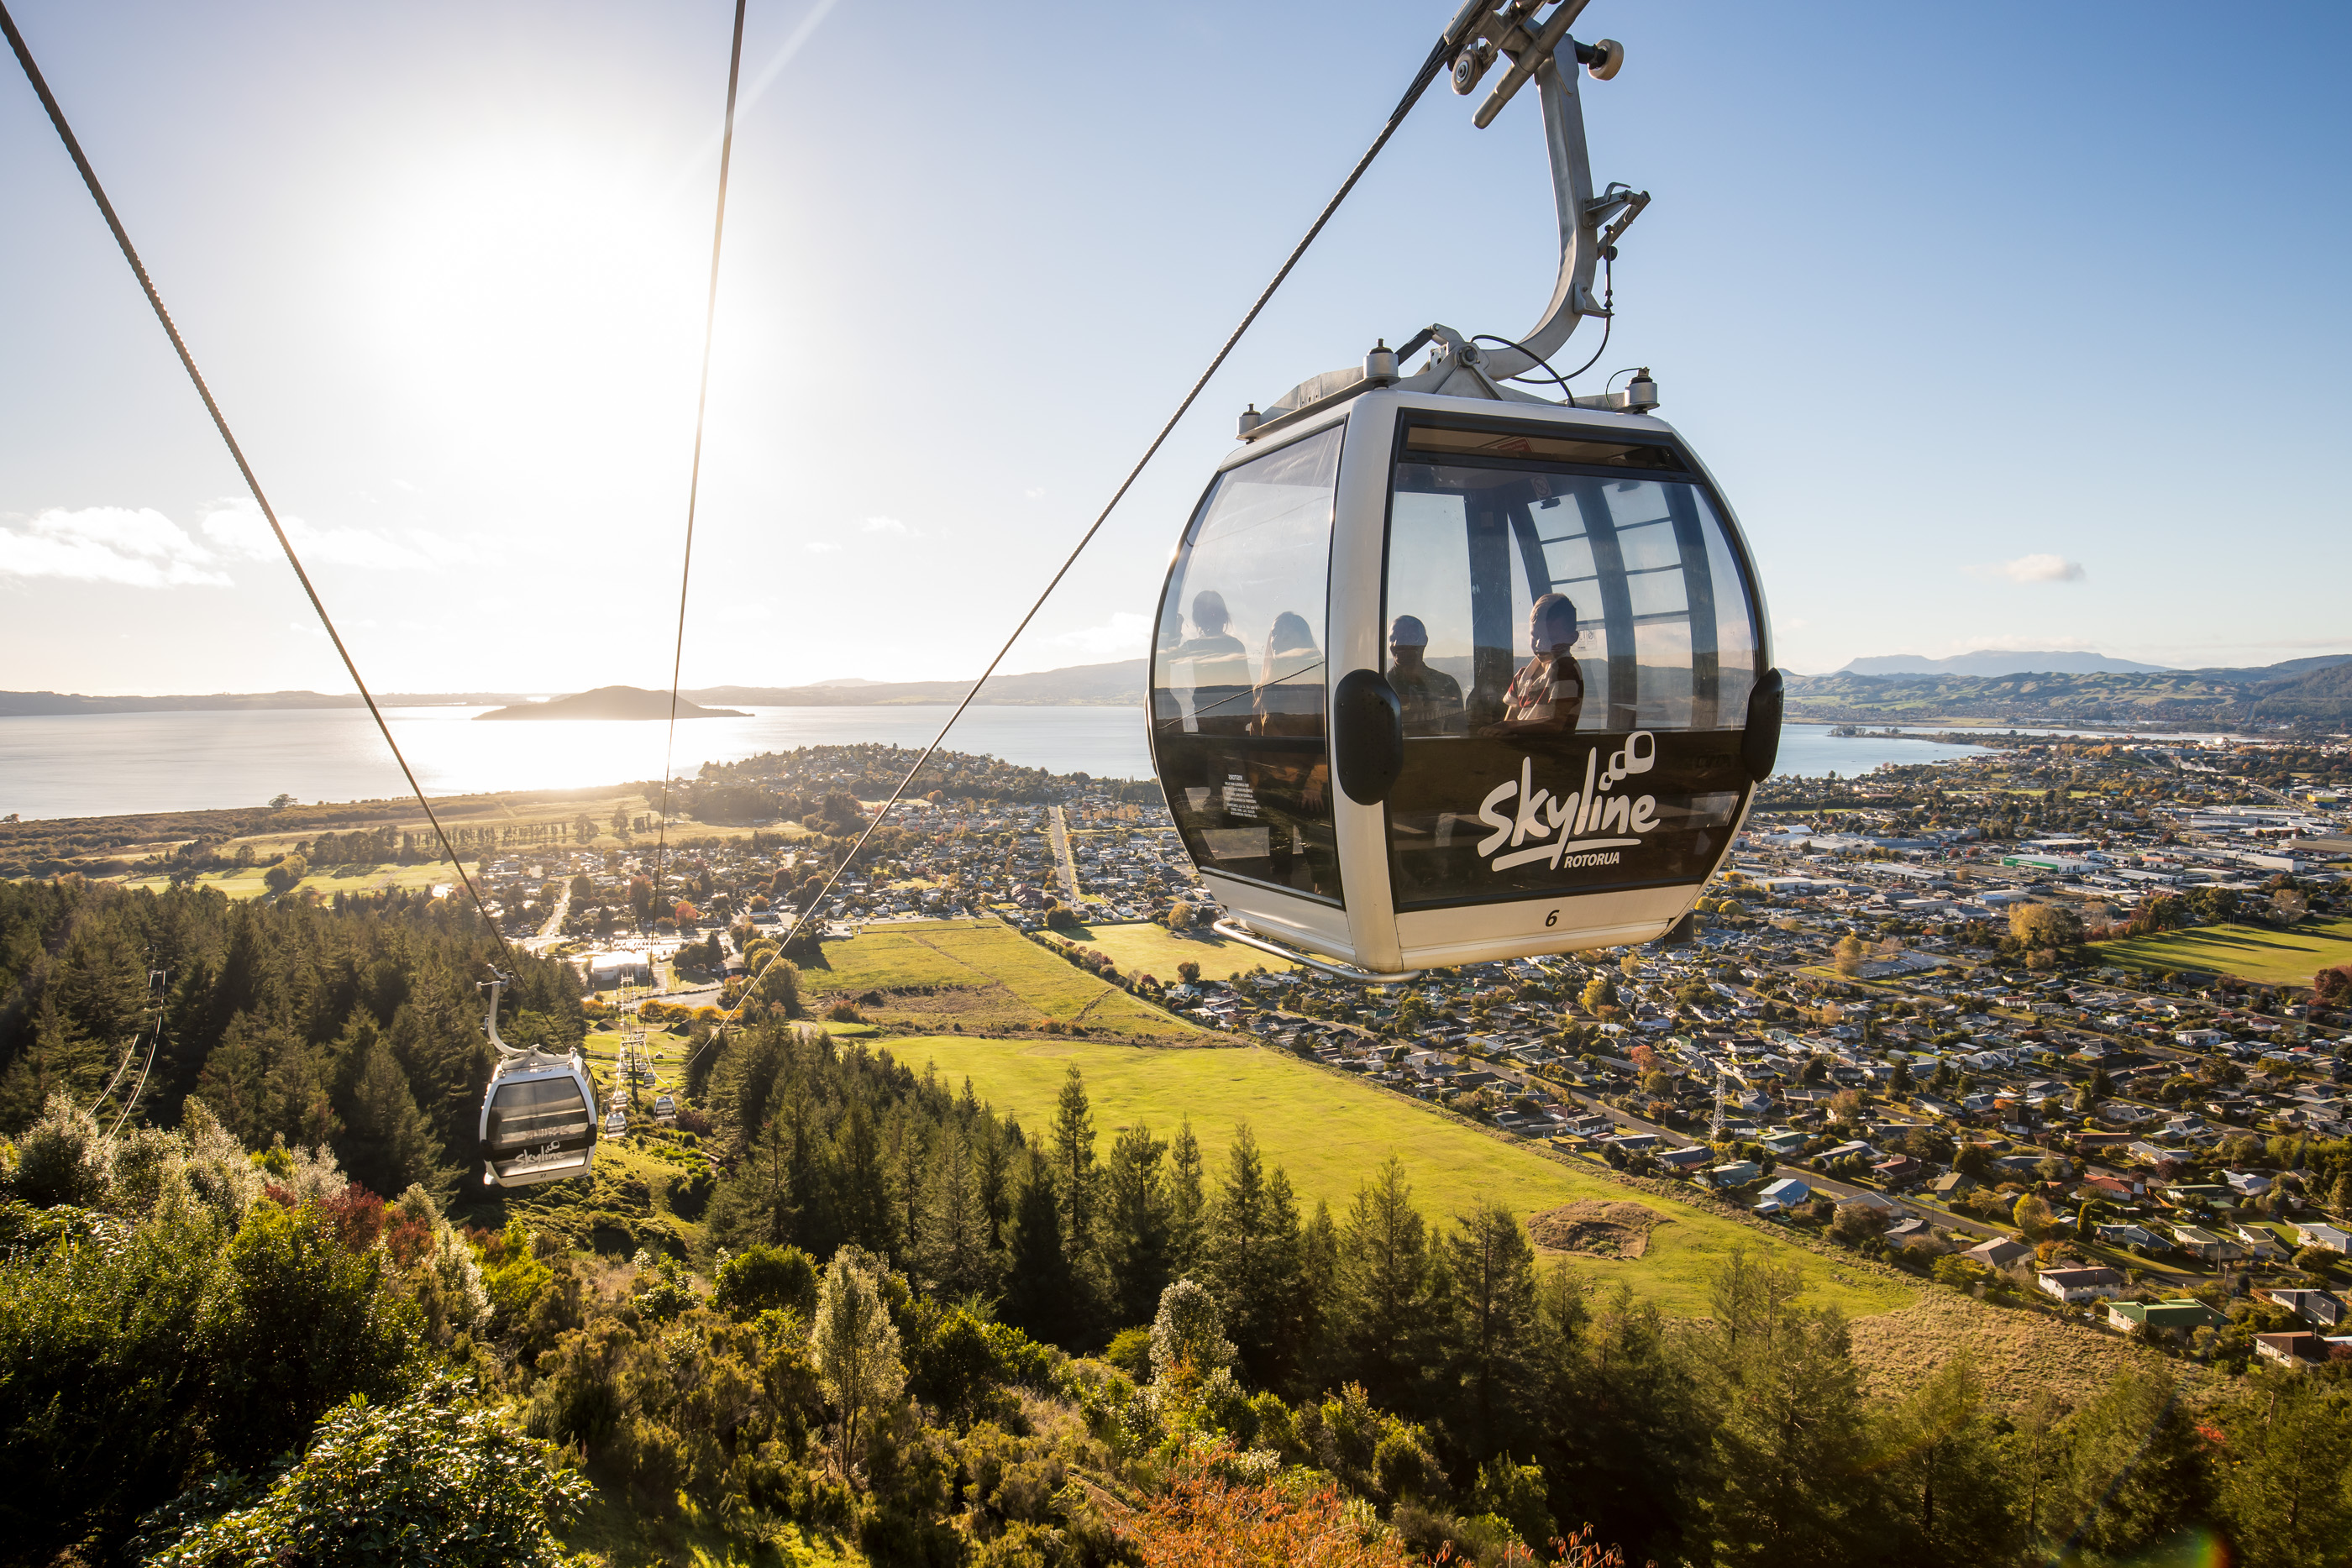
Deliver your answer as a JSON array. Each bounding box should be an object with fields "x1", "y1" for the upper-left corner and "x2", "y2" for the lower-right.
[{"x1": 1150, "y1": 390, "x2": 1779, "y2": 979}]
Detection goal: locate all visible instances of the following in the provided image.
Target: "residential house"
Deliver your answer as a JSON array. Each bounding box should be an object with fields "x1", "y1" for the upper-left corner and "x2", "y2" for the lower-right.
[
  {"x1": 2038, "y1": 1266, "x2": 2127, "y2": 1304},
  {"x1": 2223, "y1": 1170, "x2": 2274, "y2": 1197},
  {"x1": 2255, "y1": 1332, "x2": 2328, "y2": 1370},
  {"x1": 2257, "y1": 1288, "x2": 2344, "y2": 1329},
  {"x1": 1927, "y1": 1172, "x2": 1974, "y2": 1199},
  {"x1": 1839, "y1": 1191, "x2": 1903, "y2": 1216},
  {"x1": 1756, "y1": 1177, "x2": 1814, "y2": 1209},
  {"x1": 2293, "y1": 1220, "x2": 2352, "y2": 1253},
  {"x1": 1656, "y1": 1146, "x2": 1711, "y2": 1173},
  {"x1": 1964, "y1": 1237, "x2": 2034, "y2": 1272},
  {"x1": 2108, "y1": 1298, "x2": 2228, "y2": 1337},
  {"x1": 2232, "y1": 1224, "x2": 2286, "y2": 1261},
  {"x1": 2095, "y1": 1222, "x2": 2160, "y2": 1250},
  {"x1": 1819, "y1": 1140, "x2": 1878, "y2": 1165},
  {"x1": 1872, "y1": 1155, "x2": 1927, "y2": 1188},
  {"x1": 2170, "y1": 1225, "x2": 2247, "y2": 1264},
  {"x1": 1710, "y1": 1161, "x2": 1761, "y2": 1188},
  {"x1": 1759, "y1": 1130, "x2": 1809, "y2": 1158}
]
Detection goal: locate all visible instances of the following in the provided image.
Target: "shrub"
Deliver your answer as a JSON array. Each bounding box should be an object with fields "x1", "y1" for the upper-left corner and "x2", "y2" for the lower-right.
[
  {"x1": 134, "y1": 1374, "x2": 589, "y2": 1566},
  {"x1": 712, "y1": 1243, "x2": 819, "y2": 1320}
]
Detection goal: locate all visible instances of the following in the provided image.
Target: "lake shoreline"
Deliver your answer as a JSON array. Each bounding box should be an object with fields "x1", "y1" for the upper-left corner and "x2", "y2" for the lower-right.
[{"x1": 0, "y1": 708, "x2": 1998, "y2": 824}]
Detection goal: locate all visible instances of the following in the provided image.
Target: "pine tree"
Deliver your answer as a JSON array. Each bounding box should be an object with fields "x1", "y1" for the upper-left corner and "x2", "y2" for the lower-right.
[
  {"x1": 1102, "y1": 1122, "x2": 1172, "y2": 1326},
  {"x1": 1049, "y1": 1064, "x2": 1097, "y2": 1259},
  {"x1": 1335, "y1": 1155, "x2": 1434, "y2": 1411},
  {"x1": 1208, "y1": 1124, "x2": 1302, "y2": 1387},
  {"x1": 333, "y1": 1024, "x2": 450, "y2": 1201},
  {"x1": 1693, "y1": 1250, "x2": 1884, "y2": 1564},
  {"x1": 2050, "y1": 1363, "x2": 2213, "y2": 1559},
  {"x1": 919, "y1": 1118, "x2": 995, "y2": 1298},
  {"x1": 1873, "y1": 1356, "x2": 2019, "y2": 1565},
  {"x1": 832, "y1": 1100, "x2": 889, "y2": 1251},
  {"x1": 883, "y1": 1104, "x2": 929, "y2": 1270},
  {"x1": 1443, "y1": 1198, "x2": 1539, "y2": 1459},
  {"x1": 1168, "y1": 1116, "x2": 1205, "y2": 1276},
  {"x1": 999, "y1": 1149, "x2": 1074, "y2": 1344}
]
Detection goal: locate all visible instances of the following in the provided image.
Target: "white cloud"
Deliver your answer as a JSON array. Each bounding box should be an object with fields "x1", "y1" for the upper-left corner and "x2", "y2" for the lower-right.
[
  {"x1": 805, "y1": 541, "x2": 839, "y2": 554},
  {"x1": 1023, "y1": 486, "x2": 1046, "y2": 501},
  {"x1": 0, "y1": 506, "x2": 233, "y2": 588},
  {"x1": 1042, "y1": 611, "x2": 1151, "y2": 658},
  {"x1": 200, "y1": 499, "x2": 483, "y2": 571},
  {"x1": 1971, "y1": 552, "x2": 2085, "y2": 584},
  {"x1": 860, "y1": 516, "x2": 910, "y2": 535}
]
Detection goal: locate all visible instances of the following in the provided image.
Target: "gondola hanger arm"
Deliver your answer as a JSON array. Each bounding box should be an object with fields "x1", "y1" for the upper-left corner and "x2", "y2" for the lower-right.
[{"x1": 1420, "y1": 0, "x2": 1646, "y2": 387}]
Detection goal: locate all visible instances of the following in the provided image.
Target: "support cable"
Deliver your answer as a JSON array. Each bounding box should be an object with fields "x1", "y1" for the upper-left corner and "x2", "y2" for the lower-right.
[
  {"x1": 650, "y1": 0, "x2": 751, "y2": 933},
  {"x1": 1, "y1": 2, "x2": 513, "y2": 963},
  {"x1": 106, "y1": 969, "x2": 166, "y2": 1142},
  {"x1": 694, "y1": 24, "x2": 1459, "y2": 1066}
]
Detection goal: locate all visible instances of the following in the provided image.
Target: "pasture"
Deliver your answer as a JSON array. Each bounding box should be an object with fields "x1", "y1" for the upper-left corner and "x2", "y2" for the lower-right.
[
  {"x1": 2093, "y1": 915, "x2": 2352, "y2": 987},
  {"x1": 118, "y1": 860, "x2": 477, "y2": 902},
  {"x1": 1053, "y1": 920, "x2": 1300, "y2": 979},
  {"x1": 803, "y1": 920, "x2": 1201, "y2": 1040},
  {"x1": 878, "y1": 1032, "x2": 1915, "y2": 1321}
]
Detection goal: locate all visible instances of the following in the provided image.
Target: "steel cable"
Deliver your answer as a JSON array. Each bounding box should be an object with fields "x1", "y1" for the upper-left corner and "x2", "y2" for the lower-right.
[
  {"x1": 1, "y1": 1, "x2": 513, "y2": 963},
  {"x1": 650, "y1": 0, "x2": 751, "y2": 936},
  {"x1": 694, "y1": 25, "x2": 1459, "y2": 1065}
]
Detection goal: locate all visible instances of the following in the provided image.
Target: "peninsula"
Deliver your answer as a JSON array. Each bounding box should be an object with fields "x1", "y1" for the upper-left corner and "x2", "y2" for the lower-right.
[{"x1": 472, "y1": 685, "x2": 748, "y2": 721}]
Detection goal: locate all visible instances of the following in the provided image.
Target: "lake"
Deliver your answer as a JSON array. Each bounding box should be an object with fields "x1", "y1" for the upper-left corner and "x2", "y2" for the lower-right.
[{"x1": 0, "y1": 707, "x2": 1987, "y2": 821}]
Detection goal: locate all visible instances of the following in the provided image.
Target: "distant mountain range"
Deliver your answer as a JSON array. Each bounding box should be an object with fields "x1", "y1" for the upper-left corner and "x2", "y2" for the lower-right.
[
  {"x1": 1836, "y1": 650, "x2": 2171, "y2": 676},
  {"x1": 685, "y1": 660, "x2": 1147, "y2": 708},
  {"x1": 11, "y1": 652, "x2": 2346, "y2": 729},
  {"x1": 0, "y1": 660, "x2": 1149, "y2": 719},
  {"x1": 1786, "y1": 655, "x2": 2352, "y2": 726}
]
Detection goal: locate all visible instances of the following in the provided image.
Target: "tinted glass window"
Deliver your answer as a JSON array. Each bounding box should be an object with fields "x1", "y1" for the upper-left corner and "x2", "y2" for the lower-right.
[
  {"x1": 1151, "y1": 426, "x2": 1342, "y2": 902},
  {"x1": 1380, "y1": 422, "x2": 1758, "y2": 910},
  {"x1": 489, "y1": 1074, "x2": 591, "y2": 1145},
  {"x1": 1386, "y1": 435, "x2": 1756, "y2": 732}
]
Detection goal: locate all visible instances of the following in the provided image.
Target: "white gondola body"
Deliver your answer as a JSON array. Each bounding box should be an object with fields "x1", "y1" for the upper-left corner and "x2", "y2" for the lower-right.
[
  {"x1": 1149, "y1": 390, "x2": 1778, "y2": 977},
  {"x1": 479, "y1": 1050, "x2": 599, "y2": 1187}
]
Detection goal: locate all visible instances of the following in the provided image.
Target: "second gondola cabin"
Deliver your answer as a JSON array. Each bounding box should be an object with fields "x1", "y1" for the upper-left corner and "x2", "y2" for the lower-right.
[{"x1": 1149, "y1": 387, "x2": 1779, "y2": 979}]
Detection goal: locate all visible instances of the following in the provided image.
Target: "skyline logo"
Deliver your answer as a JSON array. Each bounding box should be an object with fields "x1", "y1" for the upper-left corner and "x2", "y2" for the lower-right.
[{"x1": 1474, "y1": 732, "x2": 1660, "y2": 873}]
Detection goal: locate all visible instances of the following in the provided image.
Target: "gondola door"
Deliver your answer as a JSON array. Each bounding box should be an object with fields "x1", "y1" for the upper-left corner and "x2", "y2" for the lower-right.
[{"x1": 1363, "y1": 402, "x2": 1772, "y2": 968}]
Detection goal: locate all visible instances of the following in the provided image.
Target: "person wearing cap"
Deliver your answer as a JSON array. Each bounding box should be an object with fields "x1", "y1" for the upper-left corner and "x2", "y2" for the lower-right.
[{"x1": 1386, "y1": 614, "x2": 1464, "y2": 736}]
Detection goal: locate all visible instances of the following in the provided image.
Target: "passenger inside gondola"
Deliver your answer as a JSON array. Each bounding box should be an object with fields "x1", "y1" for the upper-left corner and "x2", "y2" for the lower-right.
[
  {"x1": 1173, "y1": 589, "x2": 1255, "y2": 732},
  {"x1": 1482, "y1": 592, "x2": 1585, "y2": 738},
  {"x1": 1385, "y1": 614, "x2": 1464, "y2": 736},
  {"x1": 1252, "y1": 610, "x2": 1324, "y2": 735}
]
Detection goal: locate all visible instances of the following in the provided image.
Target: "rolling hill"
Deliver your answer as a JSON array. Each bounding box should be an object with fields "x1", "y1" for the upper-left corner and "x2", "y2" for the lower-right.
[{"x1": 1784, "y1": 656, "x2": 2352, "y2": 726}]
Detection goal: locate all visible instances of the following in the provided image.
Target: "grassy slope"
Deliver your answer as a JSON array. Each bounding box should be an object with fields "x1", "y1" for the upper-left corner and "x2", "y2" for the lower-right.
[
  {"x1": 117, "y1": 861, "x2": 481, "y2": 901},
  {"x1": 805, "y1": 920, "x2": 1201, "y2": 1040},
  {"x1": 1054, "y1": 920, "x2": 1301, "y2": 979},
  {"x1": 2092, "y1": 916, "x2": 2352, "y2": 986},
  {"x1": 879, "y1": 1033, "x2": 1914, "y2": 1321}
]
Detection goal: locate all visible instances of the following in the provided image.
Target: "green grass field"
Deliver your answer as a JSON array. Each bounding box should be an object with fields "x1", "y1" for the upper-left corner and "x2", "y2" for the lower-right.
[
  {"x1": 118, "y1": 861, "x2": 481, "y2": 902},
  {"x1": 806, "y1": 920, "x2": 1201, "y2": 1040},
  {"x1": 882, "y1": 1033, "x2": 1914, "y2": 1321},
  {"x1": 1054, "y1": 920, "x2": 1300, "y2": 980},
  {"x1": 2093, "y1": 915, "x2": 2352, "y2": 986}
]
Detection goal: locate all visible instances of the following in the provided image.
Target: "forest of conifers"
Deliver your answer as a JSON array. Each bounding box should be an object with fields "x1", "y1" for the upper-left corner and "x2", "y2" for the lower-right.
[{"x1": 4, "y1": 879, "x2": 2351, "y2": 1566}]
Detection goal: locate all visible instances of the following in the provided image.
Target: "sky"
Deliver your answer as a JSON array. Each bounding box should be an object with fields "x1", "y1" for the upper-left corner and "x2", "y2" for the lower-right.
[{"x1": 3, "y1": 0, "x2": 2349, "y2": 695}]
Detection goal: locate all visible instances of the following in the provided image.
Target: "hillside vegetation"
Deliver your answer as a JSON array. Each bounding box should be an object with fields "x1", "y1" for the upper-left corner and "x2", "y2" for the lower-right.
[
  {"x1": 1785, "y1": 657, "x2": 2352, "y2": 726},
  {"x1": 6, "y1": 884, "x2": 2352, "y2": 1565}
]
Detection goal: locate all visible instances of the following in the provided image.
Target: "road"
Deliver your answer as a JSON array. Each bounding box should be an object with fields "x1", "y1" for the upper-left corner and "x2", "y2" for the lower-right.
[{"x1": 1047, "y1": 805, "x2": 1081, "y2": 906}]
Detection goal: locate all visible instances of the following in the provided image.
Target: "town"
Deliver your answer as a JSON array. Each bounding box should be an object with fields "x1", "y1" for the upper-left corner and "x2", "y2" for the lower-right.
[{"x1": 401, "y1": 731, "x2": 2352, "y2": 1377}]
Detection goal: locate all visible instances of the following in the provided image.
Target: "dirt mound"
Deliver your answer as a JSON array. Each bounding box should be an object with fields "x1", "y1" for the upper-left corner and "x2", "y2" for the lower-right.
[{"x1": 1526, "y1": 1199, "x2": 1667, "y2": 1260}]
